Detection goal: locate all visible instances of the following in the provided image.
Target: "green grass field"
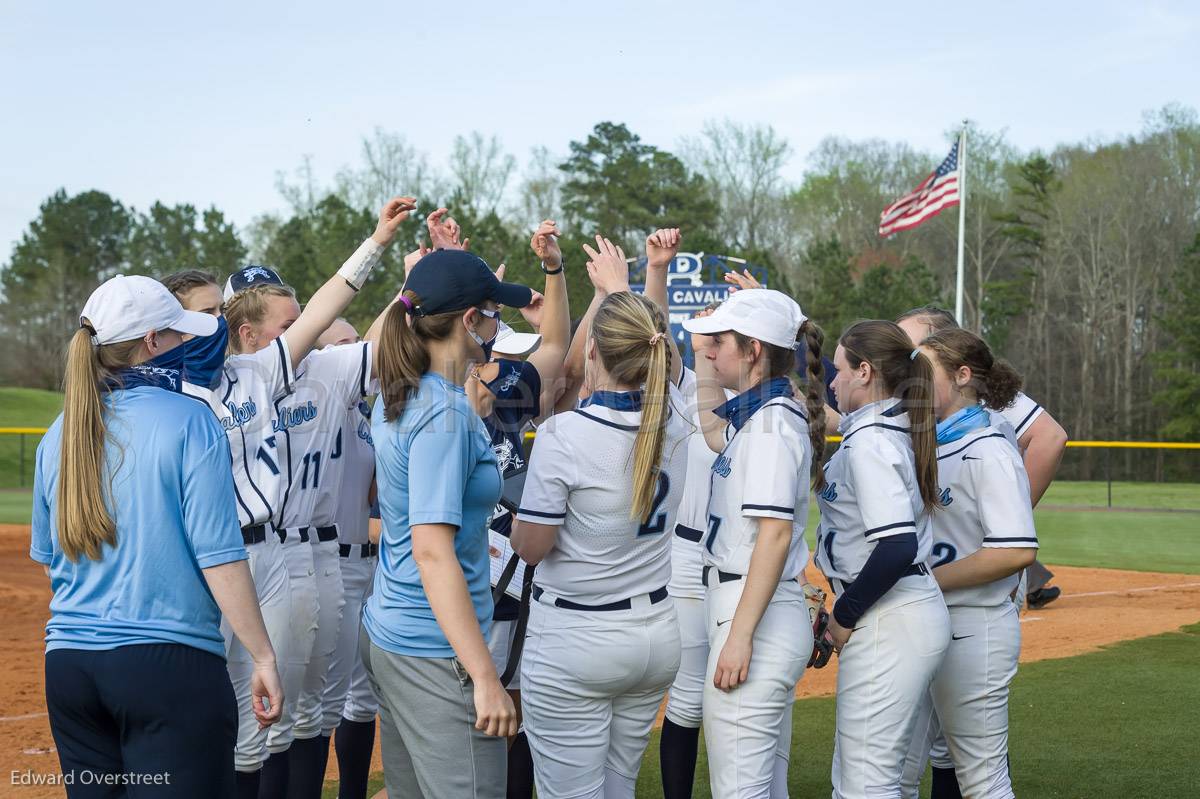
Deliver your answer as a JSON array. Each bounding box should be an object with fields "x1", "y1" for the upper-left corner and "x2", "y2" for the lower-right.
[{"x1": 0, "y1": 387, "x2": 61, "y2": 489}]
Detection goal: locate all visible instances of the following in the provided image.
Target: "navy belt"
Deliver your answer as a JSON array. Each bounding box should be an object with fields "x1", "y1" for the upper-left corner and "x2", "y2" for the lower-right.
[
  {"x1": 702, "y1": 565, "x2": 744, "y2": 588},
  {"x1": 314, "y1": 525, "x2": 338, "y2": 542},
  {"x1": 531, "y1": 585, "x2": 669, "y2": 612},
  {"x1": 278, "y1": 527, "x2": 309, "y2": 543},
  {"x1": 674, "y1": 524, "x2": 703, "y2": 543},
  {"x1": 833, "y1": 562, "x2": 929, "y2": 595},
  {"x1": 339, "y1": 543, "x2": 378, "y2": 558},
  {"x1": 241, "y1": 524, "x2": 268, "y2": 545}
]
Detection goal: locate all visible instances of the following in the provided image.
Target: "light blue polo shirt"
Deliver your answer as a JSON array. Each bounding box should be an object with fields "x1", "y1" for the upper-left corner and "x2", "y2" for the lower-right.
[
  {"x1": 364, "y1": 371, "x2": 502, "y2": 658},
  {"x1": 30, "y1": 386, "x2": 247, "y2": 657}
]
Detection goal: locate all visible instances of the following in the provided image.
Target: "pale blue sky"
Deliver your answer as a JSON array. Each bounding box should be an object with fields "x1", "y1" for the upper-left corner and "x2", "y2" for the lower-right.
[{"x1": 2, "y1": 1, "x2": 1197, "y2": 255}]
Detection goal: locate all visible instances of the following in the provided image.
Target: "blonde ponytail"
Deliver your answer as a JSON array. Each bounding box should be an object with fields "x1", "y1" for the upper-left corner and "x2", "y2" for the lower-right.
[
  {"x1": 591, "y1": 292, "x2": 672, "y2": 522},
  {"x1": 57, "y1": 327, "x2": 140, "y2": 561}
]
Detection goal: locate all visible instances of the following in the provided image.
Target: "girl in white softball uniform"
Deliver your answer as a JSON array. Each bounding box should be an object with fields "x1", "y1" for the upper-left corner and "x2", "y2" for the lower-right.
[
  {"x1": 899, "y1": 328, "x2": 1038, "y2": 799},
  {"x1": 682, "y1": 288, "x2": 827, "y2": 799},
  {"x1": 816, "y1": 319, "x2": 951, "y2": 799},
  {"x1": 513, "y1": 290, "x2": 688, "y2": 799}
]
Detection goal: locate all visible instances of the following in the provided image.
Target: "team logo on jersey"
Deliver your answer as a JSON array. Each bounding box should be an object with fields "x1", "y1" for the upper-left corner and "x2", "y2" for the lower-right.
[
  {"x1": 819, "y1": 481, "x2": 838, "y2": 502},
  {"x1": 357, "y1": 418, "x2": 373, "y2": 446},
  {"x1": 712, "y1": 453, "x2": 732, "y2": 478},
  {"x1": 939, "y1": 487, "x2": 954, "y2": 506},
  {"x1": 222, "y1": 398, "x2": 257, "y2": 431},
  {"x1": 494, "y1": 369, "x2": 522, "y2": 393},
  {"x1": 493, "y1": 437, "x2": 523, "y2": 472},
  {"x1": 274, "y1": 400, "x2": 318, "y2": 432}
]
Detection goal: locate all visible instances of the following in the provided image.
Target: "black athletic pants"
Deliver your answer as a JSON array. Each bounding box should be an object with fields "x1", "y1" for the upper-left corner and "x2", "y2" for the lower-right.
[{"x1": 45, "y1": 644, "x2": 238, "y2": 797}]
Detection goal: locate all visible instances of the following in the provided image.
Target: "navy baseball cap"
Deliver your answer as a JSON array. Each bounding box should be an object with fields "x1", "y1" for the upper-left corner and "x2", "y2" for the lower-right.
[
  {"x1": 405, "y1": 250, "x2": 533, "y2": 315},
  {"x1": 223, "y1": 265, "x2": 286, "y2": 301}
]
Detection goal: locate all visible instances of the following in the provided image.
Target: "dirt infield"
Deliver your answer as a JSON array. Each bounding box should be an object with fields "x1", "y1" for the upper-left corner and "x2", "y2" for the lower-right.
[{"x1": 3, "y1": 522, "x2": 1200, "y2": 797}]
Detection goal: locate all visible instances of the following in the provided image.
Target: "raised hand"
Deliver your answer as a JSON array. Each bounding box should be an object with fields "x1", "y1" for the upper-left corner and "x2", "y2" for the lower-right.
[
  {"x1": 371, "y1": 196, "x2": 418, "y2": 247},
  {"x1": 724, "y1": 268, "x2": 762, "y2": 293},
  {"x1": 582, "y1": 235, "x2": 630, "y2": 297},
  {"x1": 646, "y1": 227, "x2": 682, "y2": 270},
  {"x1": 530, "y1": 220, "x2": 563, "y2": 269},
  {"x1": 520, "y1": 290, "x2": 547, "y2": 330},
  {"x1": 427, "y1": 208, "x2": 469, "y2": 251}
]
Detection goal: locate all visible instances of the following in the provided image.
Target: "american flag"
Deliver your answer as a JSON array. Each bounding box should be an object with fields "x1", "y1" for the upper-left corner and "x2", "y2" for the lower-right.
[{"x1": 878, "y1": 141, "x2": 961, "y2": 237}]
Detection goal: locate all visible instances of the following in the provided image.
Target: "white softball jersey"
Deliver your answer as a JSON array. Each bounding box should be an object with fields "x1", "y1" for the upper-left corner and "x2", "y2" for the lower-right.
[
  {"x1": 274, "y1": 342, "x2": 372, "y2": 530},
  {"x1": 815, "y1": 399, "x2": 932, "y2": 586},
  {"x1": 670, "y1": 367, "x2": 734, "y2": 599},
  {"x1": 183, "y1": 337, "x2": 295, "y2": 529},
  {"x1": 701, "y1": 385, "x2": 813, "y2": 580},
  {"x1": 932, "y1": 424, "x2": 1039, "y2": 607},
  {"x1": 515, "y1": 385, "x2": 690, "y2": 606},
  {"x1": 333, "y1": 400, "x2": 376, "y2": 546},
  {"x1": 988, "y1": 389, "x2": 1044, "y2": 445}
]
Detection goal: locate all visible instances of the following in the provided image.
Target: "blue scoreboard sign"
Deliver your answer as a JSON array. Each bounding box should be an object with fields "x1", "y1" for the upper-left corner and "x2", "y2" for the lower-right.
[{"x1": 630, "y1": 252, "x2": 767, "y2": 367}]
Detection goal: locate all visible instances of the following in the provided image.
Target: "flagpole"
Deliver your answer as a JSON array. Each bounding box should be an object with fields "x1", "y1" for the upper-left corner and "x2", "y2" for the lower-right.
[{"x1": 954, "y1": 121, "x2": 968, "y2": 325}]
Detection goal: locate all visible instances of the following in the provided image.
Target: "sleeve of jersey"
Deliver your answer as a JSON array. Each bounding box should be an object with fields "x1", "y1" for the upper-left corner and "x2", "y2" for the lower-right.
[
  {"x1": 848, "y1": 439, "x2": 919, "y2": 541},
  {"x1": 407, "y1": 409, "x2": 474, "y2": 529},
  {"x1": 252, "y1": 337, "x2": 296, "y2": 399},
  {"x1": 737, "y1": 426, "x2": 802, "y2": 520},
  {"x1": 316, "y1": 342, "x2": 373, "y2": 406},
  {"x1": 181, "y1": 417, "x2": 249, "y2": 568},
  {"x1": 999, "y1": 391, "x2": 1044, "y2": 440},
  {"x1": 515, "y1": 422, "x2": 574, "y2": 526},
  {"x1": 975, "y1": 457, "x2": 1039, "y2": 548},
  {"x1": 29, "y1": 435, "x2": 53, "y2": 565}
]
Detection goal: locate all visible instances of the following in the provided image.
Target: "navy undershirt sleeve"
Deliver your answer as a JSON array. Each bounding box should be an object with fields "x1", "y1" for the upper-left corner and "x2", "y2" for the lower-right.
[{"x1": 832, "y1": 532, "x2": 919, "y2": 628}]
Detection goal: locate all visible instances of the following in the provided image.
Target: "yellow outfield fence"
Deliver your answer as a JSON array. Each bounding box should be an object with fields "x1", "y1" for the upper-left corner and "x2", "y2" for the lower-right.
[{"x1": 4, "y1": 428, "x2": 1199, "y2": 497}]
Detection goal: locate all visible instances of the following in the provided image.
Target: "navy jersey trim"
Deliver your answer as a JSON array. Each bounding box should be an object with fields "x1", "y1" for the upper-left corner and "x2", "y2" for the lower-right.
[
  {"x1": 863, "y1": 520, "x2": 916, "y2": 537},
  {"x1": 937, "y1": 432, "x2": 1008, "y2": 461},
  {"x1": 760, "y1": 400, "x2": 809, "y2": 423},
  {"x1": 221, "y1": 371, "x2": 237, "y2": 404},
  {"x1": 1014, "y1": 404, "x2": 1042, "y2": 437},
  {"x1": 237, "y1": 424, "x2": 273, "y2": 523},
  {"x1": 984, "y1": 536, "x2": 1039, "y2": 543},
  {"x1": 517, "y1": 507, "x2": 566, "y2": 520},
  {"x1": 272, "y1": 397, "x2": 295, "y2": 528},
  {"x1": 572, "y1": 409, "x2": 640, "y2": 432},
  {"x1": 841, "y1": 422, "x2": 909, "y2": 443},
  {"x1": 358, "y1": 343, "x2": 370, "y2": 398},
  {"x1": 742, "y1": 503, "x2": 795, "y2": 514},
  {"x1": 274, "y1": 338, "x2": 293, "y2": 396},
  {"x1": 674, "y1": 524, "x2": 703, "y2": 542}
]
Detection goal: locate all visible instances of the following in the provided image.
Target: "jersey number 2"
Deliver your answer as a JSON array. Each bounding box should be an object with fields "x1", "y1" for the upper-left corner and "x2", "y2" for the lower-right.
[{"x1": 636, "y1": 473, "x2": 671, "y2": 537}]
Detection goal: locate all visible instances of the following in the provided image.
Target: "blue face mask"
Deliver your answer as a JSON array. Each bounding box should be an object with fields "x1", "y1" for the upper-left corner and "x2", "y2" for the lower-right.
[
  {"x1": 105, "y1": 338, "x2": 186, "y2": 393},
  {"x1": 183, "y1": 315, "x2": 228, "y2": 389},
  {"x1": 936, "y1": 403, "x2": 989, "y2": 445}
]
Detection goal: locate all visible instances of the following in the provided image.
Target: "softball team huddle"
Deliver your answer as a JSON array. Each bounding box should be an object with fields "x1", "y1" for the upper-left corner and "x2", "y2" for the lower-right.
[{"x1": 32, "y1": 194, "x2": 1061, "y2": 799}]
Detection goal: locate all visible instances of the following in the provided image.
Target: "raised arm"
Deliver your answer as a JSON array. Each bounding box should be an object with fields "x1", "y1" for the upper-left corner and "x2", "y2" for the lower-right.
[
  {"x1": 284, "y1": 196, "x2": 415, "y2": 371},
  {"x1": 364, "y1": 208, "x2": 463, "y2": 365},
  {"x1": 524, "y1": 221, "x2": 571, "y2": 424},
  {"x1": 644, "y1": 228, "x2": 684, "y2": 385},
  {"x1": 690, "y1": 308, "x2": 729, "y2": 452}
]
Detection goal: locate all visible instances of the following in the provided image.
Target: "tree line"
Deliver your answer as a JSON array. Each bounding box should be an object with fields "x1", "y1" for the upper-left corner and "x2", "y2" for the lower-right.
[{"x1": 3, "y1": 107, "x2": 1198, "y2": 479}]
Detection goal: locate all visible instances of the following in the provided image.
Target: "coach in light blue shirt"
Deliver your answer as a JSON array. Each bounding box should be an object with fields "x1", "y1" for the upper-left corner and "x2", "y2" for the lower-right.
[
  {"x1": 364, "y1": 370, "x2": 500, "y2": 656},
  {"x1": 31, "y1": 275, "x2": 282, "y2": 798},
  {"x1": 360, "y1": 248, "x2": 532, "y2": 798}
]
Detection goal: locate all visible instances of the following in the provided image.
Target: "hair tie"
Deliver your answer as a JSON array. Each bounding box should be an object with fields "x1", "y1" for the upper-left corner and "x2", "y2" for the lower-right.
[
  {"x1": 909, "y1": 348, "x2": 920, "y2": 361},
  {"x1": 649, "y1": 331, "x2": 666, "y2": 346},
  {"x1": 397, "y1": 295, "x2": 414, "y2": 313}
]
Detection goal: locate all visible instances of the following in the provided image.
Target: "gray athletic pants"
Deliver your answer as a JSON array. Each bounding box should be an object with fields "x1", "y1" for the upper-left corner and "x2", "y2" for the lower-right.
[{"x1": 359, "y1": 625, "x2": 505, "y2": 798}]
